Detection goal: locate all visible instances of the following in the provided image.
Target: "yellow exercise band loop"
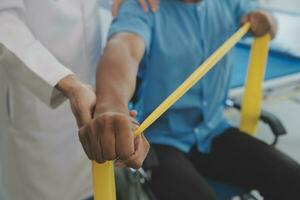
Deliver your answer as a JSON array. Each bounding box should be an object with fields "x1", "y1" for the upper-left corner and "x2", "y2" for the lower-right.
[
  {"x1": 92, "y1": 161, "x2": 116, "y2": 200},
  {"x1": 92, "y1": 23, "x2": 269, "y2": 200},
  {"x1": 240, "y1": 34, "x2": 270, "y2": 135}
]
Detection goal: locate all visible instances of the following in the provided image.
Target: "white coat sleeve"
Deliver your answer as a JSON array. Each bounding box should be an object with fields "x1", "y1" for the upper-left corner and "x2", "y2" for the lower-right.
[
  {"x1": 0, "y1": 1, "x2": 73, "y2": 108},
  {"x1": 98, "y1": 0, "x2": 112, "y2": 10}
]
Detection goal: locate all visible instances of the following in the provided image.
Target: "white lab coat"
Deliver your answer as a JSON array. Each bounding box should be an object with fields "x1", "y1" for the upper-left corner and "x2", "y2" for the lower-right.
[{"x1": 0, "y1": 0, "x2": 107, "y2": 199}]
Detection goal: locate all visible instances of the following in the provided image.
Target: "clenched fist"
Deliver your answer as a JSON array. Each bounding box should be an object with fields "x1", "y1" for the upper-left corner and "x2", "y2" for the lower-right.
[
  {"x1": 79, "y1": 110, "x2": 149, "y2": 169},
  {"x1": 242, "y1": 11, "x2": 278, "y2": 39}
]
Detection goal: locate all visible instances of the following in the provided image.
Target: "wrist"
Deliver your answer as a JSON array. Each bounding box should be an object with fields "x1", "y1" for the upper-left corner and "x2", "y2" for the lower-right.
[
  {"x1": 95, "y1": 100, "x2": 129, "y2": 116},
  {"x1": 56, "y1": 75, "x2": 82, "y2": 98}
]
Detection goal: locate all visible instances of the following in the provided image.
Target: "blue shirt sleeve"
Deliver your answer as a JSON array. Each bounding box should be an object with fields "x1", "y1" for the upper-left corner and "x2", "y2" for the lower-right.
[
  {"x1": 235, "y1": 0, "x2": 259, "y2": 23},
  {"x1": 108, "y1": 0, "x2": 154, "y2": 54}
]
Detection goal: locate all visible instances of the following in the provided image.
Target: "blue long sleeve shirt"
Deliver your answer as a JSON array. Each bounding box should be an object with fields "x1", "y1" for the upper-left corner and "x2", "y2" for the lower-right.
[{"x1": 108, "y1": 0, "x2": 257, "y2": 153}]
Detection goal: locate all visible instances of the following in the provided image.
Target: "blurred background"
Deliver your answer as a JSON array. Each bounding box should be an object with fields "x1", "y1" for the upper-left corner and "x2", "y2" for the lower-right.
[
  {"x1": 259, "y1": 0, "x2": 300, "y2": 13},
  {"x1": 229, "y1": 1, "x2": 300, "y2": 197}
]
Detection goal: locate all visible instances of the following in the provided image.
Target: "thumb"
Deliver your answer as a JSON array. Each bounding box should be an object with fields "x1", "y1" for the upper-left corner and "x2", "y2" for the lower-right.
[
  {"x1": 241, "y1": 13, "x2": 250, "y2": 26},
  {"x1": 78, "y1": 108, "x2": 93, "y2": 128},
  {"x1": 129, "y1": 110, "x2": 138, "y2": 118},
  {"x1": 71, "y1": 102, "x2": 93, "y2": 128}
]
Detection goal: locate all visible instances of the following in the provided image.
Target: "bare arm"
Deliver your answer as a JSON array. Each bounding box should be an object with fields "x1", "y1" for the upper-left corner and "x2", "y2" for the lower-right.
[
  {"x1": 95, "y1": 33, "x2": 146, "y2": 114},
  {"x1": 79, "y1": 33, "x2": 149, "y2": 168}
]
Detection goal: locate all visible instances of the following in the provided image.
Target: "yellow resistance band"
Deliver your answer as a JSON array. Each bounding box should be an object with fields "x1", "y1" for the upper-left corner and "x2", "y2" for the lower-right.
[
  {"x1": 133, "y1": 23, "x2": 251, "y2": 137},
  {"x1": 92, "y1": 161, "x2": 116, "y2": 200},
  {"x1": 240, "y1": 34, "x2": 270, "y2": 135},
  {"x1": 92, "y1": 23, "x2": 252, "y2": 200}
]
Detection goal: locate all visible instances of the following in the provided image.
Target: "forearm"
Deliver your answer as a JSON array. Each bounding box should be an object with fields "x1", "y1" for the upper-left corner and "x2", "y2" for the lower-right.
[{"x1": 95, "y1": 34, "x2": 145, "y2": 114}]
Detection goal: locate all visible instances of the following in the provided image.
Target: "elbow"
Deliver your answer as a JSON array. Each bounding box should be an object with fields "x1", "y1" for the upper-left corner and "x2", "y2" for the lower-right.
[{"x1": 106, "y1": 32, "x2": 146, "y2": 63}]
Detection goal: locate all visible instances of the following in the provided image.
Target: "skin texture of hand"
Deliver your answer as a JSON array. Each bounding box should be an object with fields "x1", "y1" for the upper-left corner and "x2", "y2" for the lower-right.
[
  {"x1": 56, "y1": 75, "x2": 96, "y2": 128},
  {"x1": 56, "y1": 75, "x2": 147, "y2": 169},
  {"x1": 112, "y1": 0, "x2": 160, "y2": 16},
  {"x1": 78, "y1": 109, "x2": 150, "y2": 169},
  {"x1": 242, "y1": 11, "x2": 278, "y2": 39}
]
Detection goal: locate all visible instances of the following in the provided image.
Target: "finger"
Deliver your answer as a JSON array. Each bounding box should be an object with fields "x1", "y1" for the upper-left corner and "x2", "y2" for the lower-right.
[
  {"x1": 115, "y1": 116, "x2": 135, "y2": 160},
  {"x1": 139, "y1": 0, "x2": 148, "y2": 12},
  {"x1": 115, "y1": 120, "x2": 140, "y2": 160},
  {"x1": 78, "y1": 125, "x2": 93, "y2": 160},
  {"x1": 241, "y1": 13, "x2": 250, "y2": 26},
  {"x1": 87, "y1": 121, "x2": 104, "y2": 163},
  {"x1": 112, "y1": 0, "x2": 122, "y2": 17},
  {"x1": 79, "y1": 108, "x2": 93, "y2": 128},
  {"x1": 125, "y1": 134, "x2": 149, "y2": 169},
  {"x1": 241, "y1": 13, "x2": 255, "y2": 35},
  {"x1": 70, "y1": 103, "x2": 82, "y2": 128},
  {"x1": 97, "y1": 115, "x2": 117, "y2": 161},
  {"x1": 71, "y1": 99, "x2": 93, "y2": 128},
  {"x1": 249, "y1": 15, "x2": 269, "y2": 37}
]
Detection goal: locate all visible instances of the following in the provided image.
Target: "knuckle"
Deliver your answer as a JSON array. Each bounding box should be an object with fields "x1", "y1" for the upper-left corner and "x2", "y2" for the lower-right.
[
  {"x1": 96, "y1": 114, "x2": 106, "y2": 125},
  {"x1": 95, "y1": 114, "x2": 111, "y2": 128},
  {"x1": 101, "y1": 112, "x2": 113, "y2": 125},
  {"x1": 95, "y1": 115, "x2": 103, "y2": 124},
  {"x1": 103, "y1": 113, "x2": 112, "y2": 121}
]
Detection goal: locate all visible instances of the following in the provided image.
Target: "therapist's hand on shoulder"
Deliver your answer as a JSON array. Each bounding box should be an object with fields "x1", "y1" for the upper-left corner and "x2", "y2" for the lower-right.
[
  {"x1": 79, "y1": 106, "x2": 149, "y2": 169},
  {"x1": 56, "y1": 75, "x2": 96, "y2": 128},
  {"x1": 112, "y1": 0, "x2": 160, "y2": 16},
  {"x1": 242, "y1": 11, "x2": 278, "y2": 39}
]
